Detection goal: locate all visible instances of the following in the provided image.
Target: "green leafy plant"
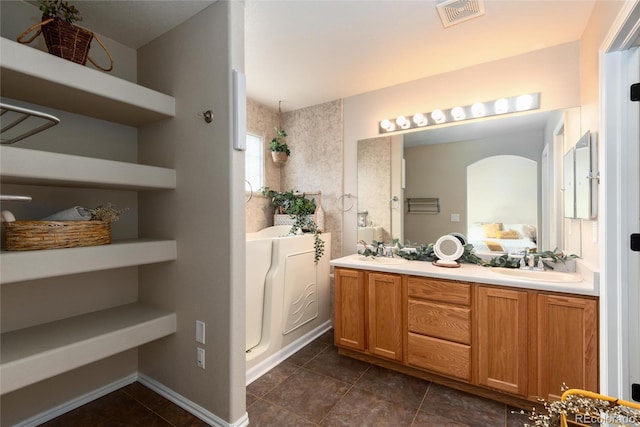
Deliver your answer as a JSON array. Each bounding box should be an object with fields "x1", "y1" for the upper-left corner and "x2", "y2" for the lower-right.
[
  {"x1": 260, "y1": 187, "x2": 315, "y2": 215},
  {"x1": 39, "y1": 0, "x2": 82, "y2": 24},
  {"x1": 260, "y1": 187, "x2": 324, "y2": 263},
  {"x1": 269, "y1": 128, "x2": 290, "y2": 157},
  {"x1": 484, "y1": 249, "x2": 579, "y2": 269},
  {"x1": 289, "y1": 215, "x2": 325, "y2": 264}
]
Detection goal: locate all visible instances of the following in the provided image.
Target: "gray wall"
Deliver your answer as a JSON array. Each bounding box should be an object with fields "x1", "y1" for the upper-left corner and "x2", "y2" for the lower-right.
[{"x1": 137, "y1": 2, "x2": 246, "y2": 423}]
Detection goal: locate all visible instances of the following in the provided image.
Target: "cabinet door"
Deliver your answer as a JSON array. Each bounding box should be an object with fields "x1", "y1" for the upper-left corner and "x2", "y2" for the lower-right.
[
  {"x1": 368, "y1": 272, "x2": 403, "y2": 361},
  {"x1": 477, "y1": 287, "x2": 529, "y2": 396},
  {"x1": 537, "y1": 294, "x2": 598, "y2": 400},
  {"x1": 334, "y1": 268, "x2": 366, "y2": 351}
]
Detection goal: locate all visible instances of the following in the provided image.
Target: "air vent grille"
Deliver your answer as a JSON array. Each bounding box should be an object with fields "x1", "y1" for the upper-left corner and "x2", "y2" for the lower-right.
[{"x1": 436, "y1": 0, "x2": 485, "y2": 28}]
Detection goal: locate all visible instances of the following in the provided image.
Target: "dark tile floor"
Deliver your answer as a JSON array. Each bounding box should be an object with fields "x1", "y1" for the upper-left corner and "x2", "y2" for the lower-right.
[
  {"x1": 41, "y1": 329, "x2": 533, "y2": 426},
  {"x1": 246, "y1": 329, "x2": 531, "y2": 427}
]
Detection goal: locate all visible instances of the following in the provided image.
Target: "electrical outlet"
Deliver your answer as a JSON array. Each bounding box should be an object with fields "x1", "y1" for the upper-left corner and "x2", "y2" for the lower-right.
[{"x1": 197, "y1": 348, "x2": 205, "y2": 370}]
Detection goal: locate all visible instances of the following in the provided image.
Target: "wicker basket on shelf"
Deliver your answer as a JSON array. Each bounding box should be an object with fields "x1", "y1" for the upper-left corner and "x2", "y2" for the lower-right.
[
  {"x1": 2, "y1": 220, "x2": 111, "y2": 251},
  {"x1": 17, "y1": 17, "x2": 114, "y2": 71}
]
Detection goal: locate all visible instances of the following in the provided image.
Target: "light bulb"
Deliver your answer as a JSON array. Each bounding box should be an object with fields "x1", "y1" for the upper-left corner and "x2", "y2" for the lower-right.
[
  {"x1": 494, "y1": 98, "x2": 509, "y2": 114},
  {"x1": 396, "y1": 116, "x2": 410, "y2": 129},
  {"x1": 451, "y1": 106, "x2": 466, "y2": 121},
  {"x1": 516, "y1": 94, "x2": 533, "y2": 111},
  {"x1": 412, "y1": 113, "x2": 427, "y2": 126},
  {"x1": 380, "y1": 119, "x2": 393, "y2": 131},
  {"x1": 471, "y1": 102, "x2": 486, "y2": 117},
  {"x1": 431, "y1": 109, "x2": 446, "y2": 124}
]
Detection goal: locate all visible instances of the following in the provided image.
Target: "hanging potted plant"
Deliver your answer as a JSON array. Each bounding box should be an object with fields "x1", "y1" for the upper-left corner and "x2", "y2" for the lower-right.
[{"x1": 269, "y1": 128, "x2": 290, "y2": 164}]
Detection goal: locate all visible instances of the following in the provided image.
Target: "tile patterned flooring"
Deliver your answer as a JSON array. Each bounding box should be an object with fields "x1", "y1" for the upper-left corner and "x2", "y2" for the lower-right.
[
  {"x1": 41, "y1": 329, "x2": 532, "y2": 426},
  {"x1": 246, "y1": 329, "x2": 531, "y2": 427}
]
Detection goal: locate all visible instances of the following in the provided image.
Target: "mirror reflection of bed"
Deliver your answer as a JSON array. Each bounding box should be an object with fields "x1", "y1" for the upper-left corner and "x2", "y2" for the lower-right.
[{"x1": 466, "y1": 155, "x2": 538, "y2": 259}]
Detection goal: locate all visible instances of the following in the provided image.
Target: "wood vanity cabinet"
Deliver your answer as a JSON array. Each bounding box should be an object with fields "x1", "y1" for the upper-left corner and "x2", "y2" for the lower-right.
[
  {"x1": 537, "y1": 293, "x2": 598, "y2": 400},
  {"x1": 334, "y1": 268, "x2": 367, "y2": 351},
  {"x1": 333, "y1": 267, "x2": 599, "y2": 405},
  {"x1": 334, "y1": 268, "x2": 403, "y2": 361},
  {"x1": 476, "y1": 286, "x2": 530, "y2": 396},
  {"x1": 407, "y1": 277, "x2": 472, "y2": 381}
]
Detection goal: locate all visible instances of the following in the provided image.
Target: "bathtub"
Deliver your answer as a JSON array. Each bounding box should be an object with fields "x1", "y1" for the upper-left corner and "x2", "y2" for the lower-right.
[{"x1": 245, "y1": 225, "x2": 332, "y2": 384}]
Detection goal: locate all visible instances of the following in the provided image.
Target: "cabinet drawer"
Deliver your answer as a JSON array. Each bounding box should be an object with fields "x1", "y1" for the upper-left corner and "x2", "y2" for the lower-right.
[
  {"x1": 408, "y1": 300, "x2": 471, "y2": 344},
  {"x1": 407, "y1": 333, "x2": 471, "y2": 381},
  {"x1": 408, "y1": 277, "x2": 471, "y2": 306}
]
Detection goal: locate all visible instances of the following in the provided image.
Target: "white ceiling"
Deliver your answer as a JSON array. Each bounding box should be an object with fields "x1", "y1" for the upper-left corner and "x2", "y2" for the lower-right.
[{"x1": 72, "y1": 0, "x2": 596, "y2": 114}]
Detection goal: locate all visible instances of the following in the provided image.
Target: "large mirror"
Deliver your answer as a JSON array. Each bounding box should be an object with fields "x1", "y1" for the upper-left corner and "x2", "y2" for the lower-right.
[{"x1": 357, "y1": 107, "x2": 580, "y2": 253}]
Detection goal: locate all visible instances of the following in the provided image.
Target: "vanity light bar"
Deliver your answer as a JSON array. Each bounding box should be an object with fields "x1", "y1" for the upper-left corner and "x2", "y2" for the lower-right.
[{"x1": 378, "y1": 93, "x2": 540, "y2": 134}]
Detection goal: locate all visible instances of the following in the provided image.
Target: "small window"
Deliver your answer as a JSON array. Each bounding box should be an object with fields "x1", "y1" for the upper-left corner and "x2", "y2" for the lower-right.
[{"x1": 245, "y1": 133, "x2": 264, "y2": 192}]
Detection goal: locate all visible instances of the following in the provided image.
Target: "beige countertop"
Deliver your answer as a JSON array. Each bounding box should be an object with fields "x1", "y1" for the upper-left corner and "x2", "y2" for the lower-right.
[{"x1": 330, "y1": 254, "x2": 599, "y2": 296}]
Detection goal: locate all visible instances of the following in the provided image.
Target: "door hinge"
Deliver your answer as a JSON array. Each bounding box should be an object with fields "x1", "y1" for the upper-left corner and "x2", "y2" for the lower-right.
[
  {"x1": 632, "y1": 83, "x2": 640, "y2": 101},
  {"x1": 632, "y1": 233, "x2": 640, "y2": 252}
]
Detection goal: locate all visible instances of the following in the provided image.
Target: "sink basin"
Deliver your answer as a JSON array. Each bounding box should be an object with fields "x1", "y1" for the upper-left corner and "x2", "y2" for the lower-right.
[
  {"x1": 489, "y1": 267, "x2": 582, "y2": 283},
  {"x1": 351, "y1": 255, "x2": 407, "y2": 265}
]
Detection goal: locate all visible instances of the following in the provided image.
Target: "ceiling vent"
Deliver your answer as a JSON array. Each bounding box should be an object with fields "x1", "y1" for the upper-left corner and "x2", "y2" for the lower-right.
[{"x1": 436, "y1": 0, "x2": 485, "y2": 28}]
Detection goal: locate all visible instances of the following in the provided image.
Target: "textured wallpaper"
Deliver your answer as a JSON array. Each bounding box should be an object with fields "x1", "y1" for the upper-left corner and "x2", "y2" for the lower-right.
[
  {"x1": 245, "y1": 98, "x2": 344, "y2": 260},
  {"x1": 282, "y1": 100, "x2": 344, "y2": 260},
  {"x1": 246, "y1": 99, "x2": 281, "y2": 233},
  {"x1": 357, "y1": 137, "x2": 391, "y2": 242}
]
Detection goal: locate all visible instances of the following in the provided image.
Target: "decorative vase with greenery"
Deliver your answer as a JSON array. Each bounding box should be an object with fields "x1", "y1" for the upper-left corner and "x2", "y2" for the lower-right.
[
  {"x1": 260, "y1": 187, "x2": 325, "y2": 263},
  {"x1": 269, "y1": 128, "x2": 290, "y2": 163}
]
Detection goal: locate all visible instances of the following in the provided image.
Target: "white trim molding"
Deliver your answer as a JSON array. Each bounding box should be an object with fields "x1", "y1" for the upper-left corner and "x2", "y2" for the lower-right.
[
  {"x1": 138, "y1": 374, "x2": 249, "y2": 427},
  {"x1": 599, "y1": 0, "x2": 640, "y2": 402},
  {"x1": 13, "y1": 374, "x2": 138, "y2": 427}
]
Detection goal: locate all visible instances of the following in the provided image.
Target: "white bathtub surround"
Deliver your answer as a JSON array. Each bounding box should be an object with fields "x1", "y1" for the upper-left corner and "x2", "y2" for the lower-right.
[{"x1": 246, "y1": 226, "x2": 332, "y2": 374}]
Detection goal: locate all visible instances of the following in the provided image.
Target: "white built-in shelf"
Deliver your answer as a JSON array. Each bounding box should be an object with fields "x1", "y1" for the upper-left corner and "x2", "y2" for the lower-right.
[
  {"x1": 0, "y1": 239, "x2": 177, "y2": 284},
  {"x1": 1, "y1": 303, "x2": 177, "y2": 395},
  {"x1": 0, "y1": 37, "x2": 175, "y2": 126},
  {"x1": 0, "y1": 146, "x2": 176, "y2": 190}
]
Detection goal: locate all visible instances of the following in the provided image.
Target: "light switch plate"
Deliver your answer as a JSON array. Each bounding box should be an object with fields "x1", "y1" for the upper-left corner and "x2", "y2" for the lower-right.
[{"x1": 196, "y1": 320, "x2": 205, "y2": 344}]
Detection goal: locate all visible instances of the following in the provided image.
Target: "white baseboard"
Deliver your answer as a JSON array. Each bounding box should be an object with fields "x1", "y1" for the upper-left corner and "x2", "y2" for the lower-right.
[
  {"x1": 13, "y1": 374, "x2": 138, "y2": 427},
  {"x1": 138, "y1": 374, "x2": 249, "y2": 427},
  {"x1": 246, "y1": 319, "x2": 332, "y2": 385},
  {"x1": 9, "y1": 323, "x2": 332, "y2": 427},
  {"x1": 11, "y1": 373, "x2": 248, "y2": 427}
]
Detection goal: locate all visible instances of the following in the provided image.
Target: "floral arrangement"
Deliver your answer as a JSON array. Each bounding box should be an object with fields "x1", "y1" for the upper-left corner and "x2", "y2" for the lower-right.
[
  {"x1": 525, "y1": 385, "x2": 640, "y2": 427},
  {"x1": 90, "y1": 203, "x2": 127, "y2": 222}
]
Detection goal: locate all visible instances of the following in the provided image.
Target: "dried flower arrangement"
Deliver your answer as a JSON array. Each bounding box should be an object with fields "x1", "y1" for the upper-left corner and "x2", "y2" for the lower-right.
[
  {"x1": 525, "y1": 385, "x2": 640, "y2": 427},
  {"x1": 90, "y1": 203, "x2": 127, "y2": 223}
]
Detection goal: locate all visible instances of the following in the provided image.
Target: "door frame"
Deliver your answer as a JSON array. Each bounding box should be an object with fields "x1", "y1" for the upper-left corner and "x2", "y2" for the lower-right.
[{"x1": 600, "y1": 0, "x2": 640, "y2": 400}]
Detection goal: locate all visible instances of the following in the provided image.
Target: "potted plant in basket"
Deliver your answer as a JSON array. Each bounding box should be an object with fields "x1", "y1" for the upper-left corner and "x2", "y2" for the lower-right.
[
  {"x1": 17, "y1": 0, "x2": 113, "y2": 71},
  {"x1": 269, "y1": 128, "x2": 290, "y2": 163},
  {"x1": 260, "y1": 187, "x2": 325, "y2": 263}
]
